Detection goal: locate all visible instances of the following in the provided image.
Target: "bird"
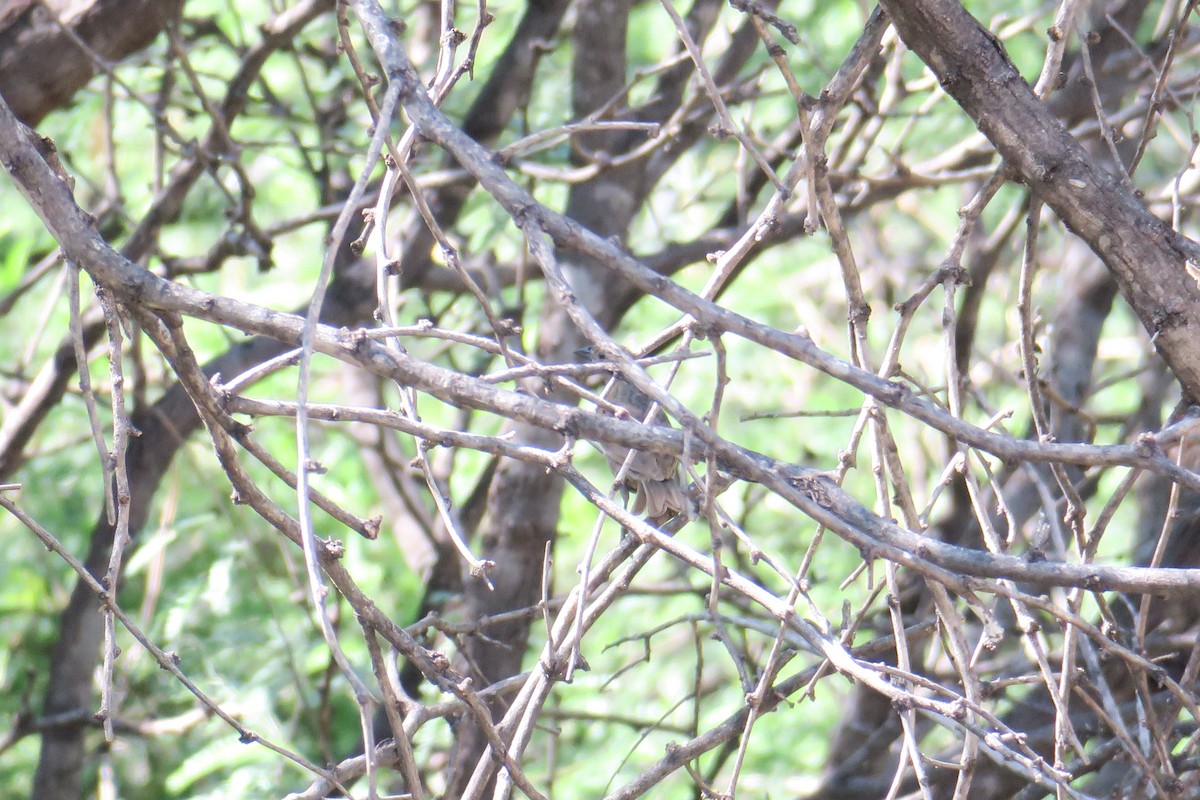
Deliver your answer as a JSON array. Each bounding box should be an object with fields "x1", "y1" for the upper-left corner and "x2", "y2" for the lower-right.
[{"x1": 576, "y1": 347, "x2": 689, "y2": 522}]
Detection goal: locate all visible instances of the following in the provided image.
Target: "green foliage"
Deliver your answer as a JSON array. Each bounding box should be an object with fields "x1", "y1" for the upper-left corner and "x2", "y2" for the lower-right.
[{"x1": 2, "y1": 0, "x2": 1193, "y2": 796}]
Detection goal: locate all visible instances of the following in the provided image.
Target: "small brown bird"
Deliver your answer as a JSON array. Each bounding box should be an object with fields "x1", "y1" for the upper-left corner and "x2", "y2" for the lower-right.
[{"x1": 577, "y1": 347, "x2": 689, "y2": 522}]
